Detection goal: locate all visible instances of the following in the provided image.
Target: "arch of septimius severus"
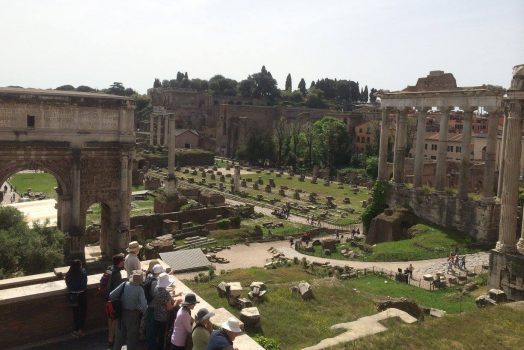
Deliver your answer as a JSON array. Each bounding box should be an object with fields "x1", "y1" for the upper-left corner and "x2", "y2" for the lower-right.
[
  {"x1": 377, "y1": 66, "x2": 524, "y2": 300},
  {"x1": 0, "y1": 88, "x2": 135, "y2": 262}
]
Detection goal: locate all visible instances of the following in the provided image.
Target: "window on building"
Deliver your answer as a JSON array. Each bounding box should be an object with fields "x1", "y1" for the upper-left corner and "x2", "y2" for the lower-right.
[
  {"x1": 447, "y1": 145, "x2": 452, "y2": 152},
  {"x1": 359, "y1": 128, "x2": 363, "y2": 133},
  {"x1": 356, "y1": 136, "x2": 360, "y2": 143},
  {"x1": 456, "y1": 146, "x2": 461, "y2": 153},
  {"x1": 424, "y1": 144, "x2": 428, "y2": 150},
  {"x1": 430, "y1": 155, "x2": 436, "y2": 160},
  {"x1": 27, "y1": 115, "x2": 35, "y2": 128},
  {"x1": 367, "y1": 137, "x2": 370, "y2": 143},
  {"x1": 431, "y1": 144, "x2": 437, "y2": 151},
  {"x1": 184, "y1": 143, "x2": 191, "y2": 149}
]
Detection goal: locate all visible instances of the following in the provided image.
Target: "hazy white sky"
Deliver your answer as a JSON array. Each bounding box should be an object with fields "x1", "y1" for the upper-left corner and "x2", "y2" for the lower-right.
[{"x1": 1, "y1": 0, "x2": 522, "y2": 94}]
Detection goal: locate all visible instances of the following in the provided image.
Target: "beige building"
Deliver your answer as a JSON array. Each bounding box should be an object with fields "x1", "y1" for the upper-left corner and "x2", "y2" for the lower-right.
[{"x1": 174, "y1": 129, "x2": 199, "y2": 149}]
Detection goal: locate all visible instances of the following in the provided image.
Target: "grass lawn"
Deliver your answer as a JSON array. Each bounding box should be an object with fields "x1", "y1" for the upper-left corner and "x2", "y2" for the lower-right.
[
  {"x1": 300, "y1": 223, "x2": 484, "y2": 262},
  {"x1": 349, "y1": 306, "x2": 524, "y2": 350},
  {"x1": 185, "y1": 266, "x2": 508, "y2": 350},
  {"x1": 10, "y1": 172, "x2": 58, "y2": 198}
]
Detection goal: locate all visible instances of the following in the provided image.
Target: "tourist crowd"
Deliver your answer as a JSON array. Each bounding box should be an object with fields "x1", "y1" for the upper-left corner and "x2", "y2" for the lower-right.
[{"x1": 65, "y1": 241, "x2": 243, "y2": 350}]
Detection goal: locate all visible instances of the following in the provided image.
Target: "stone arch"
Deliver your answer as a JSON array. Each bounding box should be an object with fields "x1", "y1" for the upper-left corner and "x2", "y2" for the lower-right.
[{"x1": 0, "y1": 159, "x2": 71, "y2": 198}]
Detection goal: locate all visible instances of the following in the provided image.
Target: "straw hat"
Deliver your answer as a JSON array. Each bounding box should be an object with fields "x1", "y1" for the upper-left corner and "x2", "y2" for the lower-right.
[
  {"x1": 131, "y1": 270, "x2": 144, "y2": 285},
  {"x1": 157, "y1": 272, "x2": 176, "y2": 289},
  {"x1": 127, "y1": 241, "x2": 143, "y2": 253},
  {"x1": 222, "y1": 317, "x2": 242, "y2": 333},
  {"x1": 147, "y1": 259, "x2": 160, "y2": 272}
]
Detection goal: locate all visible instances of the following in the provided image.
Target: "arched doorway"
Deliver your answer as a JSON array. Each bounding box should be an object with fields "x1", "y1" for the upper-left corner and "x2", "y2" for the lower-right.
[
  {"x1": 1, "y1": 170, "x2": 59, "y2": 227},
  {"x1": 83, "y1": 201, "x2": 119, "y2": 259}
]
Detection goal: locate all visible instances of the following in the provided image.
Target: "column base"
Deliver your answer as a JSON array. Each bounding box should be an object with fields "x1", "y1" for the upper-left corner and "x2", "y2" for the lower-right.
[
  {"x1": 495, "y1": 241, "x2": 518, "y2": 254},
  {"x1": 488, "y1": 249, "x2": 524, "y2": 301},
  {"x1": 517, "y1": 238, "x2": 524, "y2": 254}
]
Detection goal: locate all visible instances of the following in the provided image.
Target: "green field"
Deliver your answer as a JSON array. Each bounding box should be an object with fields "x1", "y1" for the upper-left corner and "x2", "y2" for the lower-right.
[
  {"x1": 185, "y1": 266, "x2": 518, "y2": 350},
  {"x1": 300, "y1": 224, "x2": 485, "y2": 262},
  {"x1": 175, "y1": 165, "x2": 371, "y2": 225},
  {"x1": 9, "y1": 172, "x2": 58, "y2": 198}
]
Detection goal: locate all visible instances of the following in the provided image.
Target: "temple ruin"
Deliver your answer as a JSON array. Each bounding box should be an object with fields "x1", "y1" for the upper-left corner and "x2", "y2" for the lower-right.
[{"x1": 377, "y1": 67, "x2": 524, "y2": 299}]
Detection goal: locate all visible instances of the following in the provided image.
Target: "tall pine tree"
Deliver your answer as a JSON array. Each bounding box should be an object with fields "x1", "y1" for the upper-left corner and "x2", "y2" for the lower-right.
[
  {"x1": 298, "y1": 78, "x2": 307, "y2": 95},
  {"x1": 285, "y1": 73, "x2": 292, "y2": 92}
]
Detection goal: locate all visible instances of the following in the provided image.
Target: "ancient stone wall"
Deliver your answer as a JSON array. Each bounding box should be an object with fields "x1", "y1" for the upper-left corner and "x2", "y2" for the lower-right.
[
  {"x1": 389, "y1": 187, "x2": 499, "y2": 243},
  {"x1": 130, "y1": 206, "x2": 231, "y2": 238},
  {"x1": 0, "y1": 282, "x2": 105, "y2": 348}
]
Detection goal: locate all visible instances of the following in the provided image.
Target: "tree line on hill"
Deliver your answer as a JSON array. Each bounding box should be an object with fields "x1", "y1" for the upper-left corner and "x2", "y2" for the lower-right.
[{"x1": 153, "y1": 65, "x2": 379, "y2": 110}]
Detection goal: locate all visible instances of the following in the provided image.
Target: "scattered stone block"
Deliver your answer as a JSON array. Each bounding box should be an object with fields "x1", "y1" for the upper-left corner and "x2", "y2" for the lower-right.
[
  {"x1": 265, "y1": 185, "x2": 272, "y2": 193},
  {"x1": 297, "y1": 281, "x2": 313, "y2": 300},
  {"x1": 488, "y1": 289, "x2": 507, "y2": 303},
  {"x1": 240, "y1": 307, "x2": 260, "y2": 328}
]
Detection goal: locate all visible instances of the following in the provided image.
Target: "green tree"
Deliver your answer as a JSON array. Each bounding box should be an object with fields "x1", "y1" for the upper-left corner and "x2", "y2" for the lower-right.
[
  {"x1": 312, "y1": 117, "x2": 351, "y2": 172},
  {"x1": 305, "y1": 88, "x2": 327, "y2": 109},
  {"x1": 365, "y1": 156, "x2": 379, "y2": 179},
  {"x1": 0, "y1": 207, "x2": 64, "y2": 278},
  {"x1": 369, "y1": 88, "x2": 378, "y2": 103},
  {"x1": 298, "y1": 78, "x2": 307, "y2": 95},
  {"x1": 153, "y1": 78, "x2": 162, "y2": 88},
  {"x1": 361, "y1": 181, "x2": 389, "y2": 232},
  {"x1": 209, "y1": 75, "x2": 238, "y2": 96},
  {"x1": 76, "y1": 85, "x2": 95, "y2": 92},
  {"x1": 361, "y1": 85, "x2": 369, "y2": 102},
  {"x1": 106, "y1": 82, "x2": 125, "y2": 96},
  {"x1": 250, "y1": 66, "x2": 280, "y2": 101},
  {"x1": 239, "y1": 130, "x2": 275, "y2": 165},
  {"x1": 285, "y1": 73, "x2": 292, "y2": 92},
  {"x1": 238, "y1": 78, "x2": 255, "y2": 98},
  {"x1": 56, "y1": 85, "x2": 75, "y2": 91}
]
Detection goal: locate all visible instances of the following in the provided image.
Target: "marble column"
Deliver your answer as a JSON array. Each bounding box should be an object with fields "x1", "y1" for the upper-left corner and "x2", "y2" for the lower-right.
[
  {"x1": 163, "y1": 115, "x2": 169, "y2": 147},
  {"x1": 458, "y1": 109, "x2": 473, "y2": 199},
  {"x1": 482, "y1": 110, "x2": 499, "y2": 199},
  {"x1": 166, "y1": 114, "x2": 177, "y2": 195},
  {"x1": 117, "y1": 153, "x2": 131, "y2": 252},
  {"x1": 149, "y1": 114, "x2": 155, "y2": 145},
  {"x1": 156, "y1": 115, "x2": 162, "y2": 146},
  {"x1": 392, "y1": 108, "x2": 407, "y2": 184},
  {"x1": 435, "y1": 108, "x2": 450, "y2": 192},
  {"x1": 496, "y1": 101, "x2": 522, "y2": 253},
  {"x1": 413, "y1": 108, "x2": 427, "y2": 188},
  {"x1": 71, "y1": 149, "x2": 81, "y2": 232},
  {"x1": 378, "y1": 108, "x2": 390, "y2": 181},
  {"x1": 497, "y1": 108, "x2": 509, "y2": 197},
  {"x1": 233, "y1": 165, "x2": 240, "y2": 193}
]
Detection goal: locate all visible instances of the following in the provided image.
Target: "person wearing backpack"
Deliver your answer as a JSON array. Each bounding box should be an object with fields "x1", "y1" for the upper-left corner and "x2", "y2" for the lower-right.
[
  {"x1": 111, "y1": 270, "x2": 148, "y2": 350},
  {"x1": 144, "y1": 264, "x2": 163, "y2": 349},
  {"x1": 103, "y1": 253, "x2": 125, "y2": 348}
]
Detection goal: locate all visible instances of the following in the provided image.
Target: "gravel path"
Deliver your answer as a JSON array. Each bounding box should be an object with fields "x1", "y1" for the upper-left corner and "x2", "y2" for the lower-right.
[{"x1": 181, "y1": 239, "x2": 490, "y2": 283}]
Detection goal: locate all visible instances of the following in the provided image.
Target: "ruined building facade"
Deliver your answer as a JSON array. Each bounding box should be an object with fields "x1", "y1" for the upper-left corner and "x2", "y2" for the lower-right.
[{"x1": 147, "y1": 87, "x2": 379, "y2": 157}]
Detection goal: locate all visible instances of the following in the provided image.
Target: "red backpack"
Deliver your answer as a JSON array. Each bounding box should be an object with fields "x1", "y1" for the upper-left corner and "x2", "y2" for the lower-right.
[{"x1": 98, "y1": 266, "x2": 113, "y2": 299}]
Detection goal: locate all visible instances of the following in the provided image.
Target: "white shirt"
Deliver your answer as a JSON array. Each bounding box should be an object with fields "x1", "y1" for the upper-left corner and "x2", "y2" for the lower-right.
[{"x1": 124, "y1": 253, "x2": 141, "y2": 277}]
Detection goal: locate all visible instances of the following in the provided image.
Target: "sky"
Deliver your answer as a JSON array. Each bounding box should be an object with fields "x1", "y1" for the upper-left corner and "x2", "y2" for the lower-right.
[{"x1": 0, "y1": 0, "x2": 522, "y2": 94}]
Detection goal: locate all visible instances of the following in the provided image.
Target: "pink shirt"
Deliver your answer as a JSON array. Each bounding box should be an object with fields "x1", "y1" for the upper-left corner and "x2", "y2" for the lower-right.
[{"x1": 171, "y1": 307, "x2": 193, "y2": 346}]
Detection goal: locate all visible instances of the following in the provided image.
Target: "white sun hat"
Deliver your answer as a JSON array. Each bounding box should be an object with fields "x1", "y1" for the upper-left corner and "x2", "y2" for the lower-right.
[
  {"x1": 221, "y1": 317, "x2": 242, "y2": 333},
  {"x1": 157, "y1": 272, "x2": 176, "y2": 289}
]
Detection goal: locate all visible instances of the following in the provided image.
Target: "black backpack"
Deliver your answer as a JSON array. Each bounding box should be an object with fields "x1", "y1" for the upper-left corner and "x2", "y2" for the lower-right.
[{"x1": 142, "y1": 275, "x2": 157, "y2": 304}]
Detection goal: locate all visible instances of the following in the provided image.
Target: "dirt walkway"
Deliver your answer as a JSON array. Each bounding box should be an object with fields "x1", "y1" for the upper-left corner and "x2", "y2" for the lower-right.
[{"x1": 181, "y1": 239, "x2": 489, "y2": 283}]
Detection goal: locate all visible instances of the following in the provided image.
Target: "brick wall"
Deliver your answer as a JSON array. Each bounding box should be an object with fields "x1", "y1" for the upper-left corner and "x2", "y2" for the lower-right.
[{"x1": 130, "y1": 206, "x2": 231, "y2": 238}]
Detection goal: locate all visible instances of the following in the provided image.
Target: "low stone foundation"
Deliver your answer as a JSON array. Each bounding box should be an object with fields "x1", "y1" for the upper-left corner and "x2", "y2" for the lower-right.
[
  {"x1": 389, "y1": 186, "x2": 499, "y2": 244},
  {"x1": 488, "y1": 249, "x2": 524, "y2": 301}
]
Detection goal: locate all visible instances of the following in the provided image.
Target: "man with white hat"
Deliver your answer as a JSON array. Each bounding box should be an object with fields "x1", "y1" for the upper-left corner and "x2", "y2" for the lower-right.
[
  {"x1": 124, "y1": 241, "x2": 142, "y2": 277},
  {"x1": 207, "y1": 316, "x2": 243, "y2": 350}
]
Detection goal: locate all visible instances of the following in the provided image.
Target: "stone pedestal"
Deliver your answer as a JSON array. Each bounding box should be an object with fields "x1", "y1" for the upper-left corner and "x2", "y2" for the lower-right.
[{"x1": 488, "y1": 249, "x2": 524, "y2": 301}]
